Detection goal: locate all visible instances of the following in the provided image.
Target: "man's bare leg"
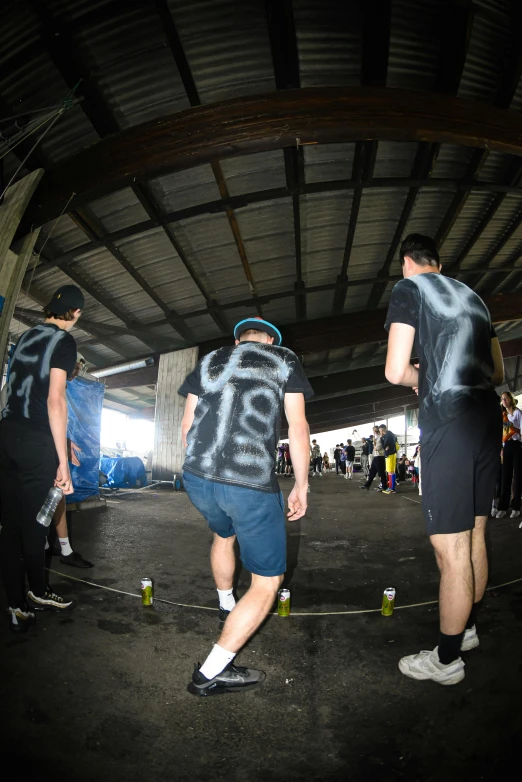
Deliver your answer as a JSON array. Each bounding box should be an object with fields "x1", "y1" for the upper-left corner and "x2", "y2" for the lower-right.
[
  {"x1": 471, "y1": 515, "x2": 488, "y2": 602},
  {"x1": 218, "y1": 573, "x2": 283, "y2": 652},
  {"x1": 210, "y1": 533, "x2": 236, "y2": 590},
  {"x1": 54, "y1": 498, "x2": 68, "y2": 539},
  {"x1": 431, "y1": 530, "x2": 473, "y2": 635}
]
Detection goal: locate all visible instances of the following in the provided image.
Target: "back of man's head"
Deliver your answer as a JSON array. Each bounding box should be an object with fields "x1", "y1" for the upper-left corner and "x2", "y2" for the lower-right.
[
  {"x1": 379, "y1": 424, "x2": 387, "y2": 431},
  {"x1": 347, "y1": 439, "x2": 352, "y2": 445},
  {"x1": 400, "y1": 233, "x2": 440, "y2": 268},
  {"x1": 238, "y1": 328, "x2": 274, "y2": 344}
]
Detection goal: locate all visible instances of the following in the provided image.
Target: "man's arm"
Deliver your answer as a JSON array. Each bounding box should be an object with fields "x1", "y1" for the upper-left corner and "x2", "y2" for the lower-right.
[
  {"x1": 491, "y1": 337, "x2": 505, "y2": 387},
  {"x1": 385, "y1": 323, "x2": 418, "y2": 387},
  {"x1": 181, "y1": 392, "x2": 199, "y2": 449},
  {"x1": 284, "y1": 392, "x2": 310, "y2": 521},
  {"x1": 48, "y1": 368, "x2": 73, "y2": 495}
]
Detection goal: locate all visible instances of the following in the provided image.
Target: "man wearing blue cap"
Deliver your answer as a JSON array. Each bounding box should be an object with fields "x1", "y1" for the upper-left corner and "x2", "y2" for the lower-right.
[
  {"x1": 179, "y1": 316, "x2": 313, "y2": 696},
  {"x1": 0, "y1": 285, "x2": 84, "y2": 631}
]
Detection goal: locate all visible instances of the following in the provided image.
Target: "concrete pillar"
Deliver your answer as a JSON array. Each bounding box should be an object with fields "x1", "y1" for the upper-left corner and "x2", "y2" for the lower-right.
[
  {"x1": 0, "y1": 170, "x2": 44, "y2": 376},
  {"x1": 152, "y1": 346, "x2": 199, "y2": 480}
]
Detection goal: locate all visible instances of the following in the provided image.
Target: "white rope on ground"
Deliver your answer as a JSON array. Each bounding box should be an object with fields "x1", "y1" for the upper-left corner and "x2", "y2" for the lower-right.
[
  {"x1": 47, "y1": 568, "x2": 522, "y2": 616},
  {"x1": 400, "y1": 494, "x2": 422, "y2": 504}
]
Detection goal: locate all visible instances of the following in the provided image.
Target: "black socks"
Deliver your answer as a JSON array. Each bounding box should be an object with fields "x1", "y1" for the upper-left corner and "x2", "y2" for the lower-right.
[{"x1": 438, "y1": 631, "x2": 465, "y2": 665}]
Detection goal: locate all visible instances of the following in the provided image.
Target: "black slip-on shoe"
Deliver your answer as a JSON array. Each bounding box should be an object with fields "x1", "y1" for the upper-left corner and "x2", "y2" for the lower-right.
[
  {"x1": 359, "y1": 484, "x2": 369, "y2": 490},
  {"x1": 218, "y1": 607, "x2": 231, "y2": 628},
  {"x1": 60, "y1": 551, "x2": 94, "y2": 569},
  {"x1": 8, "y1": 607, "x2": 36, "y2": 633},
  {"x1": 27, "y1": 590, "x2": 77, "y2": 612},
  {"x1": 187, "y1": 662, "x2": 266, "y2": 697}
]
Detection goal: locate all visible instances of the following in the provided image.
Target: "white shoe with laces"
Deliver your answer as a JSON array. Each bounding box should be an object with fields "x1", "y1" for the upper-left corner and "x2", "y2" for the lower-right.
[
  {"x1": 491, "y1": 507, "x2": 497, "y2": 517},
  {"x1": 495, "y1": 510, "x2": 507, "y2": 519},
  {"x1": 461, "y1": 625, "x2": 479, "y2": 651},
  {"x1": 510, "y1": 510, "x2": 520, "y2": 519},
  {"x1": 398, "y1": 647, "x2": 465, "y2": 685}
]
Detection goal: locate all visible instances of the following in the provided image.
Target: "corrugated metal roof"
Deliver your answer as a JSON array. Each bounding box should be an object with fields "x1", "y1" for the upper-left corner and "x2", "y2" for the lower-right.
[
  {"x1": 458, "y1": 7, "x2": 511, "y2": 103},
  {"x1": 149, "y1": 165, "x2": 221, "y2": 213},
  {"x1": 172, "y1": 211, "x2": 252, "y2": 304},
  {"x1": 219, "y1": 150, "x2": 286, "y2": 197},
  {"x1": 235, "y1": 198, "x2": 296, "y2": 296},
  {"x1": 170, "y1": 0, "x2": 275, "y2": 104},
  {"x1": 303, "y1": 144, "x2": 355, "y2": 184},
  {"x1": 403, "y1": 189, "x2": 456, "y2": 244},
  {"x1": 461, "y1": 195, "x2": 522, "y2": 270},
  {"x1": 387, "y1": 0, "x2": 440, "y2": 91},
  {"x1": 88, "y1": 188, "x2": 149, "y2": 234},
  {"x1": 349, "y1": 188, "x2": 409, "y2": 272},
  {"x1": 478, "y1": 151, "x2": 512, "y2": 183},
  {"x1": 38, "y1": 214, "x2": 90, "y2": 254},
  {"x1": 373, "y1": 142, "x2": 419, "y2": 179},
  {"x1": 115, "y1": 227, "x2": 208, "y2": 315},
  {"x1": 300, "y1": 191, "x2": 351, "y2": 287},
  {"x1": 432, "y1": 145, "x2": 475, "y2": 180},
  {"x1": 75, "y1": 6, "x2": 190, "y2": 128},
  {"x1": 443, "y1": 191, "x2": 497, "y2": 264},
  {"x1": 294, "y1": 0, "x2": 362, "y2": 88}
]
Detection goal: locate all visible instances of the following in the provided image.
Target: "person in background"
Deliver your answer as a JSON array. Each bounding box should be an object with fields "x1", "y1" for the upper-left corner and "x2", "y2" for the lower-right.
[
  {"x1": 397, "y1": 455, "x2": 407, "y2": 483},
  {"x1": 495, "y1": 391, "x2": 522, "y2": 520},
  {"x1": 333, "y1": 444, "x2": 341, "y2": 475},
  {"x1": 360, "y1": 426, "x2": 387, "y2": 491},
  {"x1": 344, "y1": 440, "x2": 355, "y2": 480},
  {"x1": 323, "y1": 452, "x2": 330, "y2": 472},
  {"x1": 284, "y1": 442, "x2": 293, "y2": 476},
  {"x1": 338, "y1": 442, "x2": 346, "y2": 476},
  {"x1": 379, "y1": 424, "x2": 398, "y2": 494},
  {"x1": 0, "y1": 285, "x2": 83, "y2": 631},
  {"x1": 360, "y1": 438, "x2": 370, "y2": 477},
  {"x1": 276, "y1": 442, "x2": 286, "y2": 474},
  {"x1": 311, "y1": 439, "x2": 323, "y2": 478}
]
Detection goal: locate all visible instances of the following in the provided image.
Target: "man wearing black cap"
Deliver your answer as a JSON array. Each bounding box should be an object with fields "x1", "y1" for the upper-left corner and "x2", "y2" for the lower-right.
[
  {"x1": 0, "y1": 285, "x2": 84, "y2": 631},
  {"x1": 179, "y1": 316, "x2": 313, "y2": 696}
]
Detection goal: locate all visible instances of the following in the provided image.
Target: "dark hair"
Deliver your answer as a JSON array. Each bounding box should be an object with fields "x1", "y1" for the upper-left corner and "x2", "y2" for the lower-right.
[
  {"x1": 399, "y1": 233, "x2": 440, "y2": 268},
  {"x1": 239, "y1": 328, "x2": 270, "y2": 340},
  {"x1": 347, "y1": 439, "x2": 352, "y2": 444},
  {"x1": 43, "y1": 307, "x2": 78, "y2": 322},
  {"x1": 379, "y1": 424, "x2": 387, "y2": 430}
]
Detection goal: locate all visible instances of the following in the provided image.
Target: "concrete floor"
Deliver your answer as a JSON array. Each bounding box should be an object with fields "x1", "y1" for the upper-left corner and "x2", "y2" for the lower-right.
[{"x1": 1, "y1": 472, "x2": 521, "y2": 782}]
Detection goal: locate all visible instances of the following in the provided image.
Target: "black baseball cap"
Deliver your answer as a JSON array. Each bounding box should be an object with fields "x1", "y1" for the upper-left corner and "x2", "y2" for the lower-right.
[
  {"x1": 44, "y1": 285, "x2": 84, "y2": 315},
  {"x1": 233, "y1": 317, "x2": 282, "y2": 346}
]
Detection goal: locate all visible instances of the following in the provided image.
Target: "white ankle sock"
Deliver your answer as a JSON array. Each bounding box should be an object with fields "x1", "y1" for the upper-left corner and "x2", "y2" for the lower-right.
[
  {"x1": 59, "y1": 537, "x2": 73, "y2": 557},
  {"x1": 199, "y1": 644, "x2": 236, "y2": 680},
  {"x1": 217, "y1": 588, "x2": 235, "y2": 611}
]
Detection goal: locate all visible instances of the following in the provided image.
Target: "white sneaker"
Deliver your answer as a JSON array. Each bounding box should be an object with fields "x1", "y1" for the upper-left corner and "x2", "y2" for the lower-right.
[
  {"x1": 490, "y1": 507, "x2": 497, "y2": 517},
  {"x1": 461, "y1": 625, "x2": 479, "y2": 651},
  {"x1": 510, "y1": 510, "x2": 521, "y2": 519},
  {"x1": 496, "y1": 510, "x2": 507, "y2": 519},
  {"x1": 398, "y1": 647, "x2": 465, "y2": 685}
]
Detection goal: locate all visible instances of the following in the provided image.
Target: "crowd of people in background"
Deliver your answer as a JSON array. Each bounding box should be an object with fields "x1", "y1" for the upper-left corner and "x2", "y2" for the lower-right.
[{"x1": 492, "y1": 391, "x2": 522, "y2": 525}]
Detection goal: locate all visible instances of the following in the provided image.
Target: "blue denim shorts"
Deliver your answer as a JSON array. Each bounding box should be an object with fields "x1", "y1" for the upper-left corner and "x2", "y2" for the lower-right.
[{"x1": 182, "y1": 470, "x2": 286, "y2": 577}]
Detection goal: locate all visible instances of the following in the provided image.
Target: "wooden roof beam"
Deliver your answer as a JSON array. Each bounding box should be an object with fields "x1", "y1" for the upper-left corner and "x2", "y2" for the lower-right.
[{"x1": 23, "y1": 86, "x2": 522, "y2": 230}]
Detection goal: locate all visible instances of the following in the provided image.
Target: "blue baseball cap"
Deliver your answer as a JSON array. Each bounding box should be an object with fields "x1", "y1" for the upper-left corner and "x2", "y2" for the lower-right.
[{"x1": 233, "y1": 317, "x2": 282, "y2": 346}]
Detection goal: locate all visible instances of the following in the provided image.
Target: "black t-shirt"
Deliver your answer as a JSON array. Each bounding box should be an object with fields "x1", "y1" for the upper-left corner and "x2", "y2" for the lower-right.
[
  {"x1": 344, "y1": 445, "x2": 355, "y2": 461},
  {"x1": 2, "y1": 324, "x2": 77, "y2": 434},
  {"x1": 385, "y1": 274, "x2": 498, "y2": 434},
  {"x1": 361, "y1": 442, "x2": 369, "y2": 456},
  {"x1": 334, "y1": 448, "x2": 341, "y2": 460},
  {"x1": 381, "y1": 431, "x2": 396, "y2": 456},
  {"x1": 178, "y1": 342, "x2": 314, "y2": 492}
]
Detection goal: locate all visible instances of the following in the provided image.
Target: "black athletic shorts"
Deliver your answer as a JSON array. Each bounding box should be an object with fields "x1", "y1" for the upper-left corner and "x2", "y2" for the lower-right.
[{"x1": 420, "y1": 403, "x2": 502, "y2": 536}]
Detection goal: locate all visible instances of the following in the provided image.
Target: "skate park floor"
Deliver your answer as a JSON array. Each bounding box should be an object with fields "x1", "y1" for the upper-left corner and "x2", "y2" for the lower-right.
[{"x1": 1, "y1": 473, "x2": 521, "y2": 782}]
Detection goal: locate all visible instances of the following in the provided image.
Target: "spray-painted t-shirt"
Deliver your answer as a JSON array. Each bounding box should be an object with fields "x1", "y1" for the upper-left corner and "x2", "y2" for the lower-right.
[
  {"x1": 2, "y1": 324, "x2": 77, "y2": 434},
  {"x1": 178, "y1": 342, "x2": 314, "y2": 492},
  {"x1": 385, "y1": 274, "x2": 498, "y2": 434}
]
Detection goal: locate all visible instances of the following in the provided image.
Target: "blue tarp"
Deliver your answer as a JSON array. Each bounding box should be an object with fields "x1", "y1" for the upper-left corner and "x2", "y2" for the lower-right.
[
  {"x1": 100, "y1": 456, "x2": 147, "y2": 489},
  {"x1": 66, "y1": 377, "x2": 104, "y2": 504}
]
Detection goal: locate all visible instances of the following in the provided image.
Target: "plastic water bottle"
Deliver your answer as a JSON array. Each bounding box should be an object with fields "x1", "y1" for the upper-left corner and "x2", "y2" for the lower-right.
[{"x1": 36, "y1": 487, "x2": 64, "y2": 527}]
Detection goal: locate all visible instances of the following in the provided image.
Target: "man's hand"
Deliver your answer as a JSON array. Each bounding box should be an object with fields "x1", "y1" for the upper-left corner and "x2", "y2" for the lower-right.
[
  {"x1": 68, "y1": 439, "x2": 82, "y2": 466},
  {"x1": 55, "y1": 462, "x2": 74, "y2": 495},
  {"x1": 287, "y1": 484, "x2": 307, "y2": 521}
]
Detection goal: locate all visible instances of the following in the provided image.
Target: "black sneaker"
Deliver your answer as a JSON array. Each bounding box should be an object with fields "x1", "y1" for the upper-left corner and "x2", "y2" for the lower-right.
[
  {"x1": 7, "y1": 607, "x2": 36, "y2": 633},
  {"x1": 187, "y1": 662, "x2": 266, "y2": 697},
  {"x1": 27, "y1": 589, "x2": 77, "y2": 612},
  {"x1": 218, "y1": 607, "x2": 230, "y2": 628},
  {"x1": 359, "y1": 484, "x2": 369, "y2": 490},
  {"x1": 60, "y1": 551, "x2": 94, "y2": 569}
]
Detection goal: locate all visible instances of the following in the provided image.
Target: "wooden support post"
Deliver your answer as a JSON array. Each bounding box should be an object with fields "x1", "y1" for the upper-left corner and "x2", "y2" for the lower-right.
[
  {"x1": 152, "y1": 347, "x2": 199, "y2": 480},
  {"x1": 0, "y1": 170, "x2": 44, "y2": 376}
]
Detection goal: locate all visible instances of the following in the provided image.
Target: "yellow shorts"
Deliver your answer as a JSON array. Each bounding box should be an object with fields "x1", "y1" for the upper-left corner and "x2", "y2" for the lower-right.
[{"x1": 385, "y1": 454, "x2": 397, "y2": 474}]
